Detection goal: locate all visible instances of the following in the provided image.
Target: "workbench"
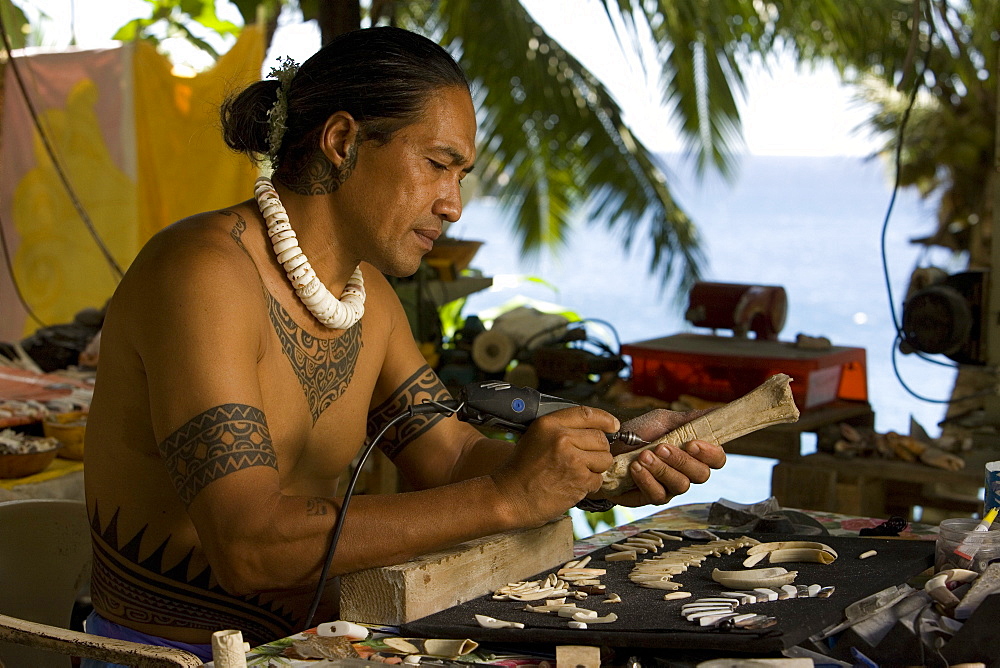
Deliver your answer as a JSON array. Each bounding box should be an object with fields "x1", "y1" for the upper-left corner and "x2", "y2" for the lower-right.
[{"x1": 235, "y1": 502, "x2": 941, "y2": 667}]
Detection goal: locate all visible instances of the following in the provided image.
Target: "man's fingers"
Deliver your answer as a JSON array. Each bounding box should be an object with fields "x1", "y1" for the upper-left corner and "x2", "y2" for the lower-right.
[
  {"x1": 680, "y1": 440, "x2": 727, "y2": 469},
  {"x1": 628, "y1": 451, "x2": 688, "y2": 505},
  {"x1": 545, "y1": 405, "x2": 620, "y2": 436},
  {"x1": 584, "y1": 449, "x2": 614, "y2": 475},
  {"x1": 631, "y1": 443, "x2": 717, "y2": 498}
]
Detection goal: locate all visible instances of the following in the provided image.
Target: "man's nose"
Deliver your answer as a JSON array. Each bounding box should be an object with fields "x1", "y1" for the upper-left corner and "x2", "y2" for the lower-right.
[{"x1": 433, "y1": 181, "x2": 463, "y2": 223}]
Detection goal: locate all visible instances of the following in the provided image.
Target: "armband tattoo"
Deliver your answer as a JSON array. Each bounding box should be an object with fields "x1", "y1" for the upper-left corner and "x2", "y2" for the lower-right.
[
  {"x1": 367, "y1": 365, "x2": 452, "y2": 460},
  {"x1": 157, "y1": 403, "x2": 277, "y2": 506}
]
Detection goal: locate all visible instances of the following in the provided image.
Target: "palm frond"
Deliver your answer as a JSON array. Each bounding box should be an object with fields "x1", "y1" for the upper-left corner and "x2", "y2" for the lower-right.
[{"x1": 406, "y1": 0, "x2": 704, "y2": 296}]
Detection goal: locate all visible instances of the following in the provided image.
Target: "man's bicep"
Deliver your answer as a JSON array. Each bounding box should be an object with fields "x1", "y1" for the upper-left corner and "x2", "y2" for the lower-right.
[
  {"x1": 132, "y1": 245, "x2": 277, "y2": 504},
  {"x1": 158, "y1": 402, "x2": 279, "y2": 507}
]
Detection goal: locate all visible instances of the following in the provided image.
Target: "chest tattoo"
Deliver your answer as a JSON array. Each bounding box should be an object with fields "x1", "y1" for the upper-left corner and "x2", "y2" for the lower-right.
[
  {"x1": 266, "y1": 294, "x2": 363, "y2": 424},
  {"x1": 228, "y1": 211, "x2": 364, "y2": 424}
]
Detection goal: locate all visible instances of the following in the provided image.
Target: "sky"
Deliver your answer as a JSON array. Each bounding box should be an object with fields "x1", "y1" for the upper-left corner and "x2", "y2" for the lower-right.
[{"x1": 11, "y1": 0, "x2": 882, "y2": 158}]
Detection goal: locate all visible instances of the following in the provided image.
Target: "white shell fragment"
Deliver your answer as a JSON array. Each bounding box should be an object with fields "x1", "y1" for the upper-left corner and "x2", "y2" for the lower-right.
[
  {"x1": 567, "y1": 621, "x2": 588, "y2": 629},
  {"x1": 557, "y1": 606, "x2": 595, "y2": 618},
  {"x1": 754, "y1": 587, "x2": 780, "y2": 602},
  {"x1": 859, "y1": 550, "x2": 878, "y2": 559},
  {"x1": 475, "y1": 614, "x2": 524, "y2": 630},
  {"x1": 767, "y1": 548, "x2": 837, "y2": 565},
  {"x1": 747, "y1": 541, "x2": 839, "y2": 557},
  {"x1": 315, "y1": 621, "x2": 369, "y2": 640},
  {"x1": 712, "y1": 567, "x2": 798, "y2": 589},
  {"x1": 585, "y1": 613, "x2": 619, "y2": 624},
  {"x1": 699, "y1": 612, "x2": 738, "y2": 627},
  {"x1": 745, "y1": 542, "x2": 838, "y2": 565},
  {"x1": 664, "y1": 592, "x2": 692, "y2": 600},
  {"x1": 939, "y1": 568, "x2": 978, "y2": 584}
]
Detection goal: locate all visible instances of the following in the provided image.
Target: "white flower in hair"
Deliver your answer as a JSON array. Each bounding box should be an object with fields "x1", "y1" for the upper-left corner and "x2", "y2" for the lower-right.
[{"x1": 266, "y1": 56, "x2": 299, "y2": 167}]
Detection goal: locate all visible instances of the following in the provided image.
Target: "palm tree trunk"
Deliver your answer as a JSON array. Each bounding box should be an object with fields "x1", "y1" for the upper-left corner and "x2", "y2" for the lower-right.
[{"x1": 318, "y1": 0, "x2": 362, "y2": 44}]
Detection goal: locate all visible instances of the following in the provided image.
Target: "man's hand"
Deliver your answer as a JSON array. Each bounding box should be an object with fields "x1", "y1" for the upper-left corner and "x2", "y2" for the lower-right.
[
  {"x1": 490, "y1": 405, "x2": 619, "y2": 527},
  {"x1": 608, "y1": 408, "x2": 727, "y2": 507}
]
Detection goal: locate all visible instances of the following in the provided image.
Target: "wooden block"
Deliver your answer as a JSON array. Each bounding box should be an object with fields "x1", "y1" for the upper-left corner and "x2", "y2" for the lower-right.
[
  {"x1": 339, "y1": 516, "x2": 574, "y2": 625},
  {"x1": 771, "y1": 460, "x2": 838, "y2": 512},
  {"x1": 556, "y1": 645, "x2": 601, "y2": 668}
]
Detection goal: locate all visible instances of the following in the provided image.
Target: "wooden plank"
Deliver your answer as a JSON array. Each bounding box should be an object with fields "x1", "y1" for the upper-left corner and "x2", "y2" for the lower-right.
[
  {"x1": 556, "y1": 645, "x2": 601, "y2": 668},
  {"x1": 725, "y1": 429, "x2": 801, "y2": 460},
  {"x1": 771, "y1": 460, "x2": 838, "y2": 512},
  {"x1": 339, "y1": 516, "x2": 574, "y2": 625}
]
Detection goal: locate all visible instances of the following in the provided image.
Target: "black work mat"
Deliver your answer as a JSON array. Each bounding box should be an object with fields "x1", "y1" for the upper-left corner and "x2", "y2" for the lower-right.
[{"x1": 400, "y1": 532, "x2": 934, "y2": 653}]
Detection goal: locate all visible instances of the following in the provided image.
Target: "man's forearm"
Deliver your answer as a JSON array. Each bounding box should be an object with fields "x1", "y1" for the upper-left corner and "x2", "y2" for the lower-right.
[
  {"x1": 446, "y1": 436, "x2": 514, "y2": 483},
  {"x1": 206, "y1": 473, "x2": 521, "y2": 595}
]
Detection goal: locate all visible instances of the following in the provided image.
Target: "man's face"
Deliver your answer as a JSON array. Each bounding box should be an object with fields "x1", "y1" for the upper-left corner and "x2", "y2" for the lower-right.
[{"x1": 339, "y1": 86, "x2": 477, "y2": 277}]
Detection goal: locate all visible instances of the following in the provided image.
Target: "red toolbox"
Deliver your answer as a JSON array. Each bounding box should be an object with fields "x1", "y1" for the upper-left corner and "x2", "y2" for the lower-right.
[{"x1": 622, "y1": 333, "x2": 867, "y2": 410}]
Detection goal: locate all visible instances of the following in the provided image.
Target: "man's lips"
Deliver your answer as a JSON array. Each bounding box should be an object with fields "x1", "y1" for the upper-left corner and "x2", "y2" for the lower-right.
[{"x1": 414, "y1": 228, "x2": 441, "y2": 250}]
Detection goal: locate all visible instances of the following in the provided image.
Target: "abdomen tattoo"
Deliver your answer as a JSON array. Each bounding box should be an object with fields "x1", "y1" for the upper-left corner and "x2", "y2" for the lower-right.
[
  {"x1": 158, "y1": 403, "x2": 277, "y2": 506},
  {"x1": 367, "y1": 365, "x2": 453, "y2": 460},
  {"x1": 89, "y1": 503, "x2": 299, "y2": 646}
]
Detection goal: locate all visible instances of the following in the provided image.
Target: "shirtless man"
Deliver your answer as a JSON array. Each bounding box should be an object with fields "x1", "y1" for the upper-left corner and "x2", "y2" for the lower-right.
[{"x1": 82, "y1": 26, "x2": 725, "y2": 661}]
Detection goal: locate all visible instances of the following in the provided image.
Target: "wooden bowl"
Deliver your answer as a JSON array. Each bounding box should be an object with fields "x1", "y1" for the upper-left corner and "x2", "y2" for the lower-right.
[
  {"x1": 0, "y1": 445, "x2": 61, "y2": 478},
  {"x1": 44, "y1": 411, "x2": 88, "y2": 460},
  {"x1": 424, "y1": 239, "x2": 484, "y2": 280}
]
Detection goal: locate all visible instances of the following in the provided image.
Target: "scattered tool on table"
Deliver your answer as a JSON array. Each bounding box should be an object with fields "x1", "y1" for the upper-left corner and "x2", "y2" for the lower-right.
[{"x1": 954, "y1": 507, "x2": 999, "y2": 562}]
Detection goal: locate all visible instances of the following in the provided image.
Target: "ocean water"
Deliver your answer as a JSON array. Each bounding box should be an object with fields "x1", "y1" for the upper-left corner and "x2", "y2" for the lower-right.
[{"x1": 447, "y1": 153, "x2": 958, "y2": 528}]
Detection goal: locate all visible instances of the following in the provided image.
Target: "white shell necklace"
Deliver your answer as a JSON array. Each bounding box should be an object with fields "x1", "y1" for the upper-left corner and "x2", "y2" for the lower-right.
[{"x1": 254, "y1": 176, "x2": 365, "y2": 330}]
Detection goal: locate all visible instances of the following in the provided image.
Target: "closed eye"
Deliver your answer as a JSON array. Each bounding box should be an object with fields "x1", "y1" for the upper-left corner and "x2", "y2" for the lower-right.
[{"x1": 428, "y1": 159, "x2": 448, "y2": 170}]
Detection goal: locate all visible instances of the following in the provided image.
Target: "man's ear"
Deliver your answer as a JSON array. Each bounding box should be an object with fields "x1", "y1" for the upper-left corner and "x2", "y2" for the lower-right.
[{"x1": 318, "y1": 111, "x2": 359, "y2": 168}]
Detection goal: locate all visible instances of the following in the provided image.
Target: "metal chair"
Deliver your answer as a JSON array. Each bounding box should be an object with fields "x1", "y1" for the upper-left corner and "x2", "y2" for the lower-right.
[{"x1": 0, "y1": 499, "x2": 203, "y2": 667}]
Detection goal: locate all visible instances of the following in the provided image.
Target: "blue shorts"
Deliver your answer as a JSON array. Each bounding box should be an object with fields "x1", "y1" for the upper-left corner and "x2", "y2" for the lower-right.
[{"x1": 81, "y1": 610, "x2": 214, "y2": 667}]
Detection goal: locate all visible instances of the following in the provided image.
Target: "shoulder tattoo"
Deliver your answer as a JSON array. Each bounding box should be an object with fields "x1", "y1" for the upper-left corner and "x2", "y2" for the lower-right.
[
  {"x1": 227, "y1": 210, "x2": 248, "y2": 249},
  {"x1": 367, "y1": 365, "x2": 453, "y2": 460},
  {"x1": 158, "y1": 403, "x2": 277, "y2": 506},
  {"x1": 267, "y1": 294, "x2": 363, "y2": 423}
]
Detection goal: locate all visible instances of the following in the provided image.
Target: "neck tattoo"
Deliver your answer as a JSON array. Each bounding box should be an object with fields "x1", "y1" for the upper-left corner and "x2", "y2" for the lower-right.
[{"x1": 254, "y1": 176, "x2": 365, "y2": 330}]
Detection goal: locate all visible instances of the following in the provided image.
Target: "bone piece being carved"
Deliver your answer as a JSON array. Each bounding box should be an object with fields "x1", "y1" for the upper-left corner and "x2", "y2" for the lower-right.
[{"x1": 600, "y1": 373, "x2": 800, "y2": 496}]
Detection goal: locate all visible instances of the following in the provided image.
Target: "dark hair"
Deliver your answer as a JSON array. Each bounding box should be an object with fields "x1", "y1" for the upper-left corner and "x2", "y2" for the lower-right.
[{"x1": 220, "y1": 26, "x2": 469, "y2": 172}]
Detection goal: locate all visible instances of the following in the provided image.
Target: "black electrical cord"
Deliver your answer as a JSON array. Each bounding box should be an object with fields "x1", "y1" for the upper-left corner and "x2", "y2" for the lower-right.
[
  {"x1": 519, "y1": 317, "x2": 623, "y2": 356},
  {"x1": 302, "y1": 398, "x2": 461, "y2": 630},
  {"x1": 0, "y1": 8, "x2": 124, "y2": 280},
  {"x1": 877, "y1": 0, "x2": 984, "y2": 406}
]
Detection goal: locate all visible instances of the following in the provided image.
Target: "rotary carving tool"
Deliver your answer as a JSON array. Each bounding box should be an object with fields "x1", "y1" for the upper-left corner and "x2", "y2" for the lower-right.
[{"x1": 450, "y1": 380, "x2": 647, "y2": 446}]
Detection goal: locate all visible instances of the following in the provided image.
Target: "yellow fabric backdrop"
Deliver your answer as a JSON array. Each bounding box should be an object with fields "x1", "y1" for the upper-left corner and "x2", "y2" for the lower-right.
[
  {"x1": 134, "y1": 27, "x2": 264, "y2": 244},
  {"x1": 0, "y1": 27, "x2": 264, "y2": 340}
]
